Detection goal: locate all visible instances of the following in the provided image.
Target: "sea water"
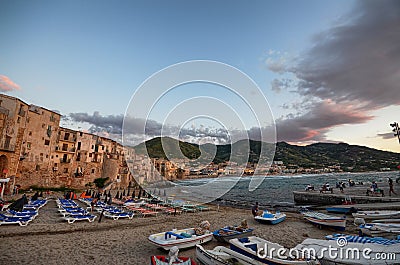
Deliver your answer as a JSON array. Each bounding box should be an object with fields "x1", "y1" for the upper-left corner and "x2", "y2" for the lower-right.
[{"x1": 174, "y1": 171, "x2": 400, "y2": 206}]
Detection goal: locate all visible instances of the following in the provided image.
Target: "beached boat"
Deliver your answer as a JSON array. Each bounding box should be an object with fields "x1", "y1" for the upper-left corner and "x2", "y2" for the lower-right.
[
  {"x1": 150, "y1": 256, "x2": 196, "y2": 265},
  {"x1": 148, "y1": 228, "x2": 213, "y2": 250},
  {"x1": 326, "y1": 207, "x2": 357, "y2": 214},
  {"x1": 229, "y1": 236, "x2": 319, "y2": 265},
  {"x1": 213, "y1": 226, "x2": 254, "y2": 242},
  {"x1": 196, "y1": 244, "x2": 263, "y2": 265},
  {"x1": 294, "y1": 238, "x2": 400, "y2": 265},
  {"x1": 254, "y1": 211, "x2": 286, "y2": 225},
  {"x1": 302, "y1": 211, "x2": 346, "y2": 231},
  {"x1": 359, "y1": 223, "x2": 400, "y2": 239},
  {"x1": 352, "y1": 210, "x2": 400, "y2": 220}
]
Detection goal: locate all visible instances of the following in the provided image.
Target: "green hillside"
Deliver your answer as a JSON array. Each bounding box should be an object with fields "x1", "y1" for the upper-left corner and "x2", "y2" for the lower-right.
[{"x1": 134, "y1": 137, "x2": 400, "y2": 171}]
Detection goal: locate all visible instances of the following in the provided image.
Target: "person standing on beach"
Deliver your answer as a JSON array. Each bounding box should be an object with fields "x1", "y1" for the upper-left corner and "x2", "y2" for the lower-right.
[
  {"x1": 389, "y1": 178, "x2": 396, "y2": 196},
  {"x1": 251, "y1": 202, "x2": 259, "y2": 216}
]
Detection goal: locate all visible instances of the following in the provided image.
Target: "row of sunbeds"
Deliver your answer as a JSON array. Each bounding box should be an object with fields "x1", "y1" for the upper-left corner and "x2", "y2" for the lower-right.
[
  {"x1": 79, "y1": 198, "x2": 134, "y2": 220},
  {"x1": 0, "y1": 199, "x2": 47, "y2": 226},
  {"x1": 57, "y1": 199, "x2": 97, "y2": 224}
]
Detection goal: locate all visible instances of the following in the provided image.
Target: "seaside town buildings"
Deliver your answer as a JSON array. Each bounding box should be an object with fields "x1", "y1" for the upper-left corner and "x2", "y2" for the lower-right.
[{"x1": 0, "y1": 94, "x2": 159, "y2": 194}]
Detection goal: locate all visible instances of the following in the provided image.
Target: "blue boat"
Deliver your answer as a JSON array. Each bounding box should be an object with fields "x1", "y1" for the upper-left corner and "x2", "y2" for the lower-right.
[
  {"x1": 213, "y1": 226, "x2": 254, "y2": 242},
  {"x1": 254, "y1": 210, "x2": 286, "y2": 225},
  {"x1": 326, "y1": 206, "x2": 357, "y2": 214}
]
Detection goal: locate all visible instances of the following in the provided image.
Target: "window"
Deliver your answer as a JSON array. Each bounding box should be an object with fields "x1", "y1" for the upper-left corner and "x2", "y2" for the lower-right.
[
  {"x1": 47, "y1": 125, "x2": 52, "y2": 137},
  {"x1": 17, "y1": 117, "x2": 20, "y2": 123},
  {"x1": 89, "y1": 153, "x2": 92, "y2": 157},
  {"x1": 29, "y1": 131, "x2": 32, "y2": 136},
  {"x1": 91, "y1": 169, "x2": 95, "y2": 173},
  {"x1": 46, "y1": 155, "x2": 48, "y2": 158},
  {"x1": 91, "y1": 145, "x2": 94, "y2": 149},
  {"x1": 27, "y1": 142, "x2": 31, "y2": 150},
  {"x1": 44, "y1": 140, "x2": 50, "y2": 145},
  {"x1": 62, "y1": 143, "x2": 68, "y2": 151},
  {"x1": 102, "y1": 145, "x2": 104, "y2": 150},
  {"x1": 64, "y1": 132, "x2": 70, "y2": 141},
  {"x1": 42, "y1": 123, "x2": 45, "y2": 128},
  {"x1": 35, "y1": 165, "x2": 40, "y2": 171},
  {"x1": 63, "y1": 168, "x2": 68, "y2": 173},
  {"x1": 79, "y1": 132, "x2": 83, "y2": 137}
]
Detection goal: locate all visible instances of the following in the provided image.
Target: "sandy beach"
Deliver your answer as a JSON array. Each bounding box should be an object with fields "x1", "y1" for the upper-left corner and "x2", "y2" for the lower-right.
[{"x1": 0, "y1": 197, "x2": 360, "y2": 265}]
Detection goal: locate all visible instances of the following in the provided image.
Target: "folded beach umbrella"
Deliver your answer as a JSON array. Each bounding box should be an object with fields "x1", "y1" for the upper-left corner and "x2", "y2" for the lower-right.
[
  {"x1": 87, "y1": 190, "x2": 92, "y2": 196},
  {"x1": 115, "y1": 191, "x2": 120, "y2": 199},
  {"x1": 104, "y1": 195, "x2": 108, "y2": 203},
  {"x1": 108, "y1": 190, "x2": 111, "y2": 197},
  {"x1": 119, "y1": 192, "x2": 123, "y2": 200},
  {"x1": 158, "y1": 189, "x2": 161, "y2": 196},
  {"x1": 137, "y1": 190, "x2": 141, "y2": 199},
  {"x1": 127, "y1": 186, "x2": 131, "y2": 195},
  {"x1": 164, "y1": 190, "x2": 167, "y2": 196},
  {"x1": 107, "y1": 196, "x2": 112, "y2": 205},
  {"x1": 122, "y1": 189, "x2": 126, "y2": 197}
]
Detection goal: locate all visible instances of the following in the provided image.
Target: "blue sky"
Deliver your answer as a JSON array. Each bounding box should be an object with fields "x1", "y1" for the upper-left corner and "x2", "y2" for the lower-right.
[{"x1": 1, "y1": 0, "x2": 400, "y2": 152}]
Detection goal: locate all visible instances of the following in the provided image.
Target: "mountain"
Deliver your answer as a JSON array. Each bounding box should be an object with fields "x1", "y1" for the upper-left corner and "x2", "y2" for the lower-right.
[{"x1": 134, "y1": 137, "x2": 400, "y2": 171}]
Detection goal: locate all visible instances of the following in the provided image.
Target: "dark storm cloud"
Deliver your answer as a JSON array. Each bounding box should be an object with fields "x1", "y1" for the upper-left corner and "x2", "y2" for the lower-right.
[
  {"x1": 277, "y1": 0, "x2": 400, "y2": 109},
  {"x1": 267, "y1": 0, "x2": 400, "y2": 142},
  {"x1": 276, "y1": 100, "x2": 373, "y2": 142}
]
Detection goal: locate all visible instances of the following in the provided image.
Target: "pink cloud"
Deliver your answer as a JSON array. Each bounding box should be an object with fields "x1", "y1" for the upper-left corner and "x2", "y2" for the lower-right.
[{"x1": 0, "y1": 75, "x2": 20, "y2": 92}]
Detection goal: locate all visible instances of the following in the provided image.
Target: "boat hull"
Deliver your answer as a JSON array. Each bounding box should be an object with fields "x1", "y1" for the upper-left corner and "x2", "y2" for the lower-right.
[
  {"x1": 326, "y1": 207, "x2": 356, "y2": 214},
  {"x1": 255, "y1": 215, "x2": 286, "y2": 225},
  {"x1": 196, "y1": 245, "x2": 261, "y2": 265},
  {"x1": 304, "y1": 216, "x2": 346, "y2": 231},
  {"x1": 352, "y1": 211, "x2": 400, "y2": 220},
  {"x1": 229, "y1": 237, "x2": 319, "y2": 265},
  {"x1": 148, "y1": 228, "x2": 213, "y2": 250},
  {"x1": 213, "y1": 228, "x2": 254, "y2": 243}
]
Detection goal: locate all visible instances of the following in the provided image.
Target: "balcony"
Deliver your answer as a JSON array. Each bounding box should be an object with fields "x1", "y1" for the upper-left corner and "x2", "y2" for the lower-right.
[
  {"x1": 91, "y1": 159, "x2": 101, "y2": 163},
  {"x1": 55, "y1": 146, "x2": 76, "y2": 153},
  {"x1": 58, "y1": 135, "x2": 77, "y2": 143},
  {"x1": 60, "y1": 158, "x2": 71, "y2": 163},
  {"x1": 0, "y1": 141, "x2": 15, "y2": 152}
]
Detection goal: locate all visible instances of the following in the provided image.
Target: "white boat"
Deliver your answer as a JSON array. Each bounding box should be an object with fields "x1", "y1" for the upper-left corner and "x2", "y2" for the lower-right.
[
  {"x1": 148, "y1": 228, "x2": 213, "y2": 250},
  {"x1": 352, "y1": 210, "x2": 400, "y2": 220},
  {"x1": 196, "y1": 244, "x2": 263, "y2": 265},
  {"x1": 294, "y1": 238, "x2": 400, "y2": 265},
  {"x1": 254, "y1": 211, "x2": 286, "y2": 225},
  {"x1": 302, "y1": 211, "x2": 346, "y2": 231},
  {"x1": 229, "y1": 236, "x2": 319, "y2": 265},
  {"x1": 359, "y1": 223, "x2": 400, "y2": 239}
]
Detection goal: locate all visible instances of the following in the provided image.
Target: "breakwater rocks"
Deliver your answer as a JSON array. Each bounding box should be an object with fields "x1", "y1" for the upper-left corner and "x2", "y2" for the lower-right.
[{"x1": 293, "y1": 191, "x2": 400, "y2": 206}]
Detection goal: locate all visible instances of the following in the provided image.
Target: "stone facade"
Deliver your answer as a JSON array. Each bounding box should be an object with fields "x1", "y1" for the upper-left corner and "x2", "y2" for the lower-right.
[{"x1": 0, "y1": 94, "x2": 150, "y2": 190}]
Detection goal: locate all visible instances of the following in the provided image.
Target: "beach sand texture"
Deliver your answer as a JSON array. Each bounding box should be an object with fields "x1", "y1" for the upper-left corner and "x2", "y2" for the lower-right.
[{"x1": 0, "y1": 199, "x2": 358, "y2": 265}]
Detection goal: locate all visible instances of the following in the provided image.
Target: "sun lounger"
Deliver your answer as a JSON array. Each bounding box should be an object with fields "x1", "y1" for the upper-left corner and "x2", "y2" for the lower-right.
[
  {"x1": 103, "y1": 211, "x2": 134, "y2": 220},
  {"x1": 62, "y1": 214, "x2": 97, "y2": 224},
  {"x1": 0, "y1": 214, "x2": 32, "y2": 226},
  {"x1": 164, "y1": 208, "x2": 183, "y2": 215}
]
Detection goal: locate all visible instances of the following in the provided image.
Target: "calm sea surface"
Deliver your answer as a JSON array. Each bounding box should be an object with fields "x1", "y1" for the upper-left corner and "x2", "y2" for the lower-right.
[{"x1": 174, "y1": 171, "x2": 400, "y2": 206}]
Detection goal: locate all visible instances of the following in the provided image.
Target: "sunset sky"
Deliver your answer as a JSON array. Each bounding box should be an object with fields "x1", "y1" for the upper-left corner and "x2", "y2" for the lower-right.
[{"x1": 1, "y1": 0, "x2": 399, "y2": 152}]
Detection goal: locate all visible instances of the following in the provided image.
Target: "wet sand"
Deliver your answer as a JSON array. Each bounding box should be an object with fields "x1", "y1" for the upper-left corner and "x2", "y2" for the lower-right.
[{"x1": 0, "y1": 199, "x2": 359, "y2": 265}]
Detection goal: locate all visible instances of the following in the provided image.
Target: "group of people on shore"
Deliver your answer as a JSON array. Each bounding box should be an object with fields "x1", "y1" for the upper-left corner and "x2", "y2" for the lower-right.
[{"x1": 303, "y1": 177, "x2": 397, "y2": 197}]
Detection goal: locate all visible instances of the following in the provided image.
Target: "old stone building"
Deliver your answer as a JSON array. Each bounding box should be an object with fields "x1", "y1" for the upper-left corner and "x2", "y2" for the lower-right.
[
  {"x1": 0, "y1": 94, "x2": 141, "y2": 191},
  {"x1": 0, "y1": 94, "x2": 29, "y2": 180}
]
